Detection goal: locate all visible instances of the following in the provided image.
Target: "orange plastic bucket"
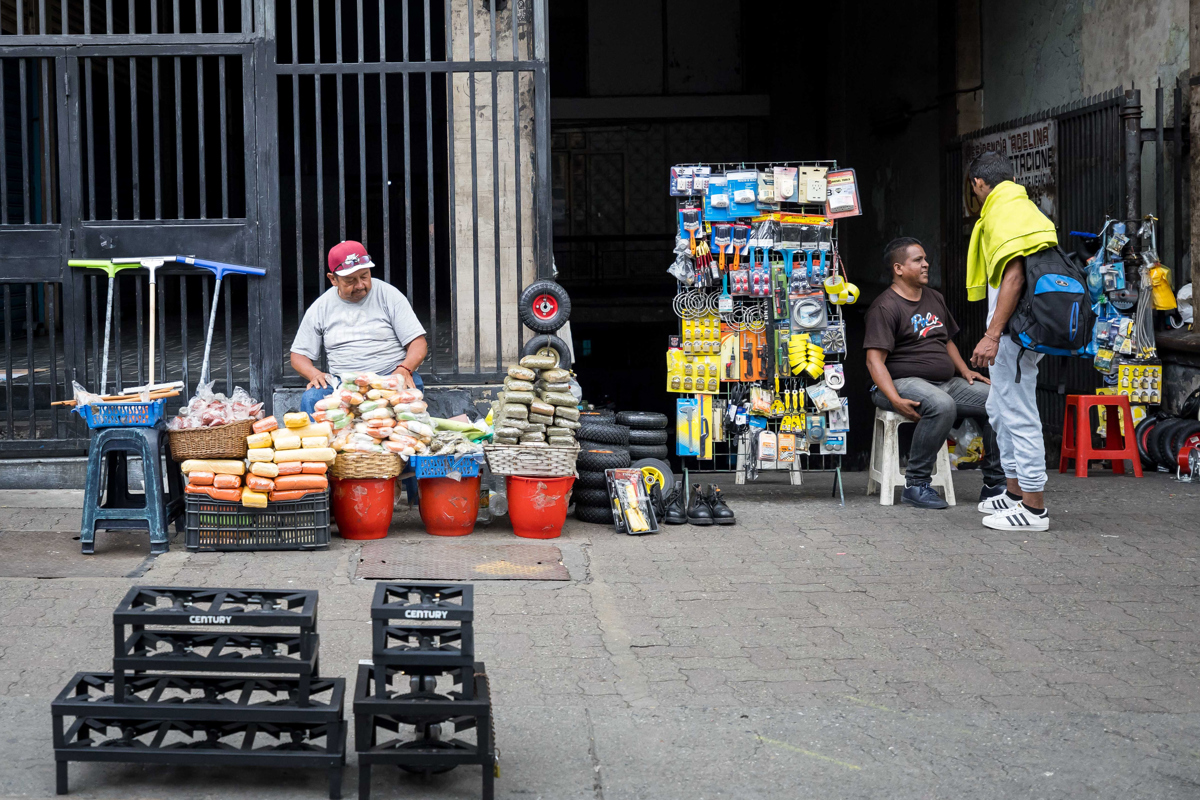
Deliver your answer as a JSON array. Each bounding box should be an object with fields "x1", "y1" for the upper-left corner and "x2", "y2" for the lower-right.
[
  {"x1": 506, "y1": 475, "x2": 575, "y2": 539},
  {"x1": 418, "y1": 476, "x2": 481, "y2": 536},
  {"x1": 331, "y1": 477, "x2": 395, "y2": 540}
]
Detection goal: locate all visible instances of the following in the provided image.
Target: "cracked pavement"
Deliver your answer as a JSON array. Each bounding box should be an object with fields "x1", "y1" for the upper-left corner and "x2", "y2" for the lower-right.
[{"x1": 1, "y1": 470, "x2": 1199, "y2": 798}]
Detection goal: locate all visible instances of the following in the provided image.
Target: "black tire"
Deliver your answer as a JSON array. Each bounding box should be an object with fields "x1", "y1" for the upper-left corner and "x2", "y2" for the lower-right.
[
  {"x1": 579, "y1": 409, "x2": 616, "y2": 424},
  {"x1": 616, "y1": 411, "x2": 668, "y2": 430},
  {"x1": 577, "y1": 448, "x2": 631, "y2": 472},
  {"x1": 1149, "y1": 418, "x2": 1187, "y2": 469},
  {"x1": 521, "y1": 334, "x2": 573, "y2": 369},
  {"x1": 1167, "y1": 420, "x2": 1200, "y2": 466},
  {"x1": 575, "y1": 503, "x2": 615, "y2": 525},
  {"x1": 629, "y1": 428, "x2": 668, "y2": 445},
  {"x1": 518, "y1": 280, "x2": 572, "y2": 333},
  {"x1": 630, "y1": 457, "x2": 675, "y2": 496},
  {"x1": 577, "y1": 422, "x2": 629, "y2": 445},
  {"x1": 1136, "y1": 416, "x2": 1161, "y2": 470},
  {"x1": 573, "y1": 487, "x2": 612, "y2": 508},
  {"x1": 629, "y1": 444, "x2": 669, "y2": 460},
  {"x1": 576, "y1": 470, "x2": 608, "y2": 489},
  {"x1": 577, "y1": 439, "x2": 627, "y2": 454}
]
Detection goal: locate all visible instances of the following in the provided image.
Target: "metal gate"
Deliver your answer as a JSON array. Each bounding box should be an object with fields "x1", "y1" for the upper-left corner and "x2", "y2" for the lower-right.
[{"x1": 0, "y1": 0, "x2": 551, "y2": 458}]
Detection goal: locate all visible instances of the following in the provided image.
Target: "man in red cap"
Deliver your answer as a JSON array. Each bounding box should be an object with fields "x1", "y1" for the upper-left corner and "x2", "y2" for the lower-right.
[{"x1": 291, "y1": 240, "x2": 428, "y2": 416}]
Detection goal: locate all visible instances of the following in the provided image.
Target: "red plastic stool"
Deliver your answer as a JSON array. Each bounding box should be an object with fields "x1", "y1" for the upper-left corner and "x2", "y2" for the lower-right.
[{"x1": 1059, "y1": 394, "x2": 1143, "y2": 477}]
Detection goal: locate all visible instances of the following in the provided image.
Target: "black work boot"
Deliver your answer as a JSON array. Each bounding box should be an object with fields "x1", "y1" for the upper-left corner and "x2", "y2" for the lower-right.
[
  {"x1": 706, "y1": 485, "x2": 735, "y2": 525},
  {"x1": 649, "y1": 483, "x2": 666, "y2": 521},
  {"x1": 663, "y1": 486, "x2": 688, "y2": 525},
  {"x1": 686, "y1": 483, "x2": 713, "y2": 526}
]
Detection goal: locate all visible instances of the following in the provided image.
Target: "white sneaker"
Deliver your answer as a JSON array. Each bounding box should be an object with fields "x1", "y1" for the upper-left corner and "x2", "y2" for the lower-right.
[
  {"x1": 977, "y1": 492, "x2": 1019, "y2": 514},
  {"x1": 982, "y1": 503, "x2": 1050, "y2": 531}
]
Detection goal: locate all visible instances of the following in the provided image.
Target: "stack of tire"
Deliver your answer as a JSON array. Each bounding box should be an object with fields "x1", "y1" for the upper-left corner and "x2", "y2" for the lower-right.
[
  {"x1": 518, "y1": 280, "x2": 573, "y2": 369},
  {"x1": 573, "y1": 410, "x2": 673, "y2": 525},
  {"x1": 1135, "y1": 414, "x2": 1200, "y2": 473}
]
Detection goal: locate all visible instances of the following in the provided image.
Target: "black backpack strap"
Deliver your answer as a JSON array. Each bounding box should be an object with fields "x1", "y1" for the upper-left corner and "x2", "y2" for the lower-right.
[{"x1": 1015, "y1": 346, "x2": 1025, "y2": 383}]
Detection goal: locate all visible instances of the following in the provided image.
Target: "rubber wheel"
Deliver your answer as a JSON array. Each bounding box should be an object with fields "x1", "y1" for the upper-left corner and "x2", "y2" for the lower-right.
[
  {"x1": 579, "y1": 410, "x2": 616, "y2": 424},
  {"x1": 577, "y1": 439, "x2": 627, "y2": 454},
  {"x1": 576, "y1": 470, "x2": 608, "y2": 489},
  {"x1": 616, "y1": 411, "x2": 669, "y2": 430},
  {"x1": 1135, "y1": 416, "x2": 1161, "y2": 470},
  {"x1": 631, "y1": 457, "x2": 675, "y2": 496},
  {"x1": 521, "y1": 334, "x2": 572, "y2": 369},
  {"x1": 573, "y1": 488, "x2": 612, "y2": 507},
  {"x1": 519, "y1": 280, "x2": 572, "y2": 334},
  {"x1": 1149, "y1": 418, "x2": 1188, "y2": 469},
  {"x1": 577, "y1": 448, "x2": 631, "y2": 472},
  {"x1": 629, "y1": 428, "x2": 668, "y2": 445},
  {"x1": 575, "y1": 503, "x2": 615, "y2": 525},
  {"x1": 1168, "y1": 420, "x2": 1200, "y2": 465},
  {"x1": 577, "y1": 422, "x2": 629, "y2": 445},
  {"x1": 629, "y1": 444, "x2": 669, "y2": 460}
]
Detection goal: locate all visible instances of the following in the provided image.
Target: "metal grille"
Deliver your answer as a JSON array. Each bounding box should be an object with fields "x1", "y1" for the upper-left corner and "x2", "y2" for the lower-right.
[{"x1": 942, "y1": 89, "x2": 1125, "y2": 433}]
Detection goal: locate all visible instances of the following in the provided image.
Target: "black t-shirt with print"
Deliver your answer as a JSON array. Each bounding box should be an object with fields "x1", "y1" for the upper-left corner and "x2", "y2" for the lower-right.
[{"x1": 863, "y1": 286, "x2": 960, "y2": 382}]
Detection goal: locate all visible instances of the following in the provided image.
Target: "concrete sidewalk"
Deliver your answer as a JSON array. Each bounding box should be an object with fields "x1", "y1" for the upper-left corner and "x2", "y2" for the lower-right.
[{"x1": 1, "y1": 470, "x2": 1199, "y2": 799}]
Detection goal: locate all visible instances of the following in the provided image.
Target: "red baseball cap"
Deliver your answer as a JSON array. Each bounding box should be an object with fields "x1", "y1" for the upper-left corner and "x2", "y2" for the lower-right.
[{"x1": 327, "y1": 240, "x2": 374, "y2": 276}]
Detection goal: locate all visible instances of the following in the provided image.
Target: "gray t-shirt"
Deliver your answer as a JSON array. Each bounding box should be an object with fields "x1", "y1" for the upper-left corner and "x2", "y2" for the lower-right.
[{"x1": 290, "y1": 281, "x2": 426, "y2": 375}]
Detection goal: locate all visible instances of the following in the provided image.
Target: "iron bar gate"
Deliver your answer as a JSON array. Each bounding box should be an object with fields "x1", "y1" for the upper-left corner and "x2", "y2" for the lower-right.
[{"x1": 0, "y1": 0, "x2": 552, "y2": 458}]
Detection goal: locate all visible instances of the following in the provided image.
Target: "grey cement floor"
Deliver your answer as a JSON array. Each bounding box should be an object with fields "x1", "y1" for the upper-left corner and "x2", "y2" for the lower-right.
[{"x1": 1, "y1": 469, "x2": 1199, "y2": 799}]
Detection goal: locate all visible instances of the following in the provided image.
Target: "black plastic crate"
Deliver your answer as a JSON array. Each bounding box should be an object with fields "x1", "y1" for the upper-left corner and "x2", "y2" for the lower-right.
[{"x1": 184, "y1": 491, "x2": 331, "y2": 551}]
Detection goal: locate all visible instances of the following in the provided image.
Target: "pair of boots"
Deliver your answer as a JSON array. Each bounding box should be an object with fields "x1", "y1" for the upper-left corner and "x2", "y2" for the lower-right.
[{"x1": 658, "y1": 483, "x2": 734, "y2": 526}]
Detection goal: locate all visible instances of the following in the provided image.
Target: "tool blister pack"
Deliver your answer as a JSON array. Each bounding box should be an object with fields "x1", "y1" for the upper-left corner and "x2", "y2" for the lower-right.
[{"x1": 668, "y1": 160, "x2": 856, "y2": 493}]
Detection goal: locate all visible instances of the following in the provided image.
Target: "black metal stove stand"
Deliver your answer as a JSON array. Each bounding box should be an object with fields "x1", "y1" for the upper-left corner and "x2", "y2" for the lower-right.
[
  {"x1": 51, "y1": 586, "x2": 345, "y2": 798},
  {"x1": 356, "y1": 582, "x2": 493, "y2": 800}
]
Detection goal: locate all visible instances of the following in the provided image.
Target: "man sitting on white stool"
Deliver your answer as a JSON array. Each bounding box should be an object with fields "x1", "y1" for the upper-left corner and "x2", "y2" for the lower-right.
[{"x1": 864, "y1": 237, "x2": 1004, "y2": 509}]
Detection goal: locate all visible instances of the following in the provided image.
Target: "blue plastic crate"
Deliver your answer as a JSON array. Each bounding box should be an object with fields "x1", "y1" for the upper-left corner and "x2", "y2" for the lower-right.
[
  {"x1": 73, "y1": 399, "x2": 166, "y2": 429},
  {"x1": 410, "y1": 453, "x2": 484, "y2": 479}
]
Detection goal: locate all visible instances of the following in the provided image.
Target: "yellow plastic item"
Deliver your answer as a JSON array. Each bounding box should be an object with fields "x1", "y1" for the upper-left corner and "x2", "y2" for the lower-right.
[
  {"x1": 805, "y1": 362, "x2": 824, "y2": 380},
  {"x1": 1148, "y1": 264, "x2": 1176, "y2": 310},
  {"x1": 288, "y1": 422, "x2": 333, "y2": 440},
  {"x1": 246, "y1": 431, "x2": 273, "y2": 449},
  {"x1": 272, "y1": 447, "x2": 338, "y2": 463},
  {"x1": 823, "y1": 275, "x2": 846, "y2": 295},
  {"x1": 283, "y1": 412, "x2": 311, "y2": 429},
  {"x1": 271, "y1": 430, "x2": 303, "y2": 450},
  {"x1": 179, "y1": 459, "x2": 245, "y2": 476},
  {"x1": 301, "y1": 436, "x2": 328, "y2": 449},
  {"x1": 241, "y1": 486, "x2": 268, "y2": 508},
  {"x1": 247, "y1": 447, "x2": 275, "y2": 463},
  {"x1": 250, "y1": 461, "x2": 280, "y2": 478},
  {"x1": 843, "y1": 283, "x2": 860, "y2": 304}
]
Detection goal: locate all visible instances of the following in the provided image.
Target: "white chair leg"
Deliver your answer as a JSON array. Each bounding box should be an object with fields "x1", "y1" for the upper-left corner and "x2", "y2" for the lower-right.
[
  {"x1": 866, "y1": 416, "x2": 881, "y2": 496},
  {"x1": 934, "y1": 443, "x2": 956, "y2": 506},
  {"x1": 879, "y1": 417, "x2": 899, "y2": 506}
]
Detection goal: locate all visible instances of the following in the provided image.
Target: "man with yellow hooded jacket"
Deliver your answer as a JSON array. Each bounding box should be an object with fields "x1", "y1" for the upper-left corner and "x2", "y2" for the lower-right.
[{"x1": 964, "y1": 151, "x2": 1058, "y2": 532}]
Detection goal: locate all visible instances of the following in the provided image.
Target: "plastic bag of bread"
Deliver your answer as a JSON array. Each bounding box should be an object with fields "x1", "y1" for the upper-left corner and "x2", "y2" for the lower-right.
[
  {"x1": 180, "y1": 459, "x2": 245, "y2": 476},
  {"x1": 252, "y1": 416, "x2": 278, "y2": 434},
  {"x1": 276, "y1": 462, "x2": 303, "y2": 476},
  {"x1": 289, "y1": 422, "x2": 333, "y2": 439},
  {"x1": 250, "y1": 461, "x2": 280, "y2": 478},
  {"x1": 273, "y1": 447, "x2": 337, "y2": 463},
  {"x1": 283, "y1": 412, "x2": 310, "y2": 429},
  {"x1": 247, "y1": 447, "x2": 275, "y2": 462},
  {"x1": 241, "y1": 486, "x2": 268, "y2": 508},
  {"x1": 246, "y1": 431, "x2": 273, "y2": 448},
  {"x1": 269, "y1": 489, "x2": 321, "y2": 501},
  {"x1": 245, "y1": 474, "x2": 276, "y2": 493},
  {"x1": 314, "y1": 395, "x2": 344, "y2": 412},
  {"x1": 383, "y1": 439, "x2": 415, "y2": 456},
  {"x1": 185, "y1": 484, "x2": 242, "y2": 502},
  {"x1": 301, "y1": 436, "x2": 329, "y2": 449},
  {"x1": 187, "y1": 471, "x2": 215, "y2": 486},
  {"x1": 301, "y1": 462, "x2": 328, "y2": 474},
  {"x1": 271, "y1": 432, "x2": 302, "y2": 451},
  {"x1": 275, "y1": 474, "x2": 329, "y2": 491},
  {"x1": 213, "y1": 473, "x2": 242, "y2": 490}
]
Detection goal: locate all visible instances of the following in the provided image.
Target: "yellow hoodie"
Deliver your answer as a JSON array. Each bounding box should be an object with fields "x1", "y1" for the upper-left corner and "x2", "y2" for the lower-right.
[{"x1": 966, "y1": 180, "x2": 1058, "y2": 301}]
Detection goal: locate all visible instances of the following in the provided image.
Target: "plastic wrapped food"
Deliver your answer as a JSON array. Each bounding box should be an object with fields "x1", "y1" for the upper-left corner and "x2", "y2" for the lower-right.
[
  {"x1": 246, "y1": 432, "x2": 273, "y2": 449},
  {"x1": 276, "y1": 462, "x2": 304, "y2": 476},
  {"x1": 553, "y1": 416, "x2": 581, "y2": 430},
  {"x1": 301, "y1": 462, "x2": 328, "y2": 474},
  {"x1": 398, "y1": 419, "x2": 435, "y2": 439},
  {"x1": 494, "y1": 426, "x2": 524, "y2": 439},
  {"x1": 358, "y1": 400, "x2": 383, "y2": 414},
  {"x1": 273, "y1": 447, "x2": 337, "y2": 463},
  {"x1": 367, "y1": 388, "x2": 398, "y2": 401},
  {"x1": 284, "y1": 412, "x2": 310, "y2": 428},
  {"x1": 187, "y1": 471, "x2": 215, "y2": 486},
  {"x1": 247, "y1": 448, "x2": 275, "y2": 463},
  {"x1": 314, "y1": 396, "x2": 344, "y2": 412},
  {"x1": 289, "y1": 422, "x2": 333, "y2": 439},
  {"x1": 180, "y1": 459, "x2": 245, "y2": 476},
  {"x1": 275, "y1": 474, "x2": 329, "y2": 491},
  {"x1": 250, "y1": 461, "x2": 280, "y2": 478},
  {"x1": 325, "y1": 408, "x2": 348, "y2": 422},
  {"x1": 245, "y1": 474, "x2": 275, "y2": 493},
  {"x1": 542, "y1": 391, "x2": 577, "y2": 407},
  {"x1": 362, "y1": 407, "x2": 395, "y2": 420},
  {"x1": 252, "y1": 416, "x2": 279, "y2": 434},
  {"x1": 519, "y1": 354, "x2": 558, "y2": 370},
  {"x1": 383, "y1": 440, "x2": 416, "y2": 455},
  {"x1": 503, "y1": 390, "x2": 536, "y2": 405},
  {"x1": 541, "y1": 368, "x2": 571, "y2": 383},
  {"x1": 213, "y1": 474, "x2": 242, "y2": 490},
  {"x1": 168, "y1": 383, "x2": 265, "y2": 430},
  {"x1": 241, "y1": 486, "x2": 268, "y2": 508},
  {"x1": 301, "y1": 436, "x2": 329, "y2": 448},
  {"x1": 271, "y1": 433, "x2": 302, "y2": 451},
  {"x1": 504, "y1": 379, "x2": 535, "y2": 393},
  {"x1": 269, "y1": 489, "x2": 323, "y2": 501},
  {"x1": 388, "y1": 433, "x2": 421, "y2": 446},
  {"x1": 331, "y1": 415, "x2": 350, "y2": 430},
  {"x1": 507, "y1": 365, "x2": 536, "y2": 381},
  {"x1": 395, "y1": 389, "x2": 424, "y2": 403},
  {"x1": 520, "y1": 432, "x2": 546, "y2": 443},
  {"x1": 500, "y1": 403, "x2": 529, "y2": 420},
  {"x1": 343, "y1": 440, "x2": 384, "y2": 453},
  {"x1": 537, "y1": 382, "x2": 571, "y2": 393},
  {"x1": 530, "y1": 401, "x2": 555, "y2": 417},
  {"x1": 365, "y1": 427, "x2": 393, "y2": 440},
  {"x1": 494, "y1": 436, "x2": 519, "y2": 445},
  {"x1": 365, "y1": 419, "x2": 394, "y2": 429},
  {"x1": 528, "y1": 412, "x2": 554, "y2": 425},
  {"x1": 185, "y1": 484, "x2": 242, "y2": 501},
  {"x1": 554, "y1": 406, "x2": 581, "y2": 421}
]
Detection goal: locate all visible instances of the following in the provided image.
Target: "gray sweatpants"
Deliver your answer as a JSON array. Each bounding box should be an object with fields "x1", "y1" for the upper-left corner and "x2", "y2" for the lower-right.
[{"x1": 985, "y1": 337, "x2": 1046, "y2": 492}]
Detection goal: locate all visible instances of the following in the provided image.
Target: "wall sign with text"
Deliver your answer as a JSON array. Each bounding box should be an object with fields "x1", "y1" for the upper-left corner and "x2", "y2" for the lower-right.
[{"x1": 961, "y1": 119, "x2": 1057, "y2": 220}]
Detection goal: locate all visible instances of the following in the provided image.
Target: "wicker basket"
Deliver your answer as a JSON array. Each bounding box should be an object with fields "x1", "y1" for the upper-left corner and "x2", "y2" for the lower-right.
[
  {"x1": 331, "y1": 451, "x2": 403, "y2": 480},
  {"x1": 168, "y1": 418, "x2": 256, "y2": 462},
  {"x1": 484, "y1": 443, "x2": 579, "y2": 477}
]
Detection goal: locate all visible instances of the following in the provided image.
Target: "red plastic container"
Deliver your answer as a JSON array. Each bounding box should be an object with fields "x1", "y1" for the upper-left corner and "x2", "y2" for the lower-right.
[
  {"x1": 506, "y1": 475, "x2": 575, "y2": 539},
  {"x1": 331, "y1": 477, "x2": 395, "y2": 540},
  {"x1": 418, "y1": 476, "x2": 481, "y2": 536}
]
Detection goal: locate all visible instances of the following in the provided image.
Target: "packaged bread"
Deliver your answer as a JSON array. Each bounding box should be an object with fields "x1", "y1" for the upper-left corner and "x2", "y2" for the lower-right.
[
  {"x1": 273, "y1": 447, "x2": 337, "y2": 463},
  {"x1": 269, "y1": 489, "x2": 321, "y2": 501},
  {"x1": 271, "y1": 432, "x2": 302, "y2": 451},
  {"x1": 362, "y1": 407, "x2": 394, "y2": 421},
  {"x1": 245, "y1": 474, "x2": 276, "y2": 493},
  {"x1": 187, "y1": 471, "x2": 215, "y2": 486},
  {"x1": 212, "y1": 473, "x2": 242, "y2": 490},
  {"x1": 367, "y1": 388, "x2": 398, "y2": 401},
  {"x1": 276, "y1": 461, "x2": 304, "y2": 476},
  {"x1": 289, "y1": 422, "x2": 332, "y2": 440},
  {"x1": 180, "y1": 459, "x2": 245, "y2": 476},
  {"x1": 252, "y1": 416, "x2": 278, "y2": 434},
  {"x1": 301, "y1": 462, "x2": 328, "y2": 474},
  {"x1": 365, "y1": 427, "x2": 393, "y2": 440},
  {"x1": 301, "y1": 436, "x2": 329, "y2": 449},
  {"x1": 250, "y1": 461, "x2": 280, "y2": 478},
  {"x1": 241, "y1": 486, "x2": 268, "y2": 508},
  {"x1": 247, "y1": 447, "x2": 275, "y2": 463},
  {"x1": 274, "y1": 474, "x2": 330, "y2": 491},
  {"x1": 314, "y1": 396, "x2": 342, "y2": 412},
  {"x1": 283, "y1": 412, "x2": 310, "y2": 428},
  {"x1": 246, "y1": 431, "x2": 273, "y2": 449},
  {"x1": 383, "y1": 440, "x2": 415, "y2": 455},
  {"x1": 185, "y1": 484, "x2": 241, "y2": 502}
]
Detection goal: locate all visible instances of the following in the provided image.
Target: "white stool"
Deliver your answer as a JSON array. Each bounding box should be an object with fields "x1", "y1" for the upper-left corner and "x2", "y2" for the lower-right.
[{"x1": 866, "y1": 408, "x2": 956, "y2": 506}]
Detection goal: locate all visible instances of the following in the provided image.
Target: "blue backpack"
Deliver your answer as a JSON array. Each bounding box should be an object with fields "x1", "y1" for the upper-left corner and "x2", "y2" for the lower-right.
[{"x1": 1007, "y1": 245, "x2": 1095, "y2": 367}]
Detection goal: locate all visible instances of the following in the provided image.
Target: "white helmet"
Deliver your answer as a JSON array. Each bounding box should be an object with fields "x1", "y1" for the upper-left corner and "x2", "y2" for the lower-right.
[{"x1": 1178, "y1": 283, "x2": 1193, "y2": 326}]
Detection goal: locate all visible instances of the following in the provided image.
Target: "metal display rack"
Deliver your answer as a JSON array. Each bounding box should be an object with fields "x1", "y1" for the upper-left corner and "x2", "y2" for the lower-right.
[
  {"x1": 355, "y1": 582, "x2": 495, "y2": 800},
  {"x1": 52, "y1": 586, "x2": 346, "y2": 798},
  {"x1": 670, "y1": 160, "x2": 848, "y2": 504}
]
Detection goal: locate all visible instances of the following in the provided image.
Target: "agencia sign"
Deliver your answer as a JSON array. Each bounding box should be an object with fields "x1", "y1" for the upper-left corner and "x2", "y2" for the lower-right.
[{"x1": 962, "y1": 119, "x2": 1056, "y2": 219}]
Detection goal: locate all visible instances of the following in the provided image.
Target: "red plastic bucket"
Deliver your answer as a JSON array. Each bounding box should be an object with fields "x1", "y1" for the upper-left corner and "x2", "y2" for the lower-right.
[
  {"x1": 418, "y1": 476, "x2": 481, "y2": 536},
  {"x1": 331, "y1": 477, "x2": 395, "y2": 540},
  {"x1": 506, "y1": 475, "x2": 575, "y2": 539}
]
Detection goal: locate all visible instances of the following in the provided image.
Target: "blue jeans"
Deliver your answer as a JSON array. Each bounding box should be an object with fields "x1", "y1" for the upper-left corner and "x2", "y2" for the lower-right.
[{"x1": 300, "y1": 371, "x2": 425, "y2": 504}]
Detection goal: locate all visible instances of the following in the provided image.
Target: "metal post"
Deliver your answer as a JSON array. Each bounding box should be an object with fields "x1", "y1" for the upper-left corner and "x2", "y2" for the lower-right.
[{"x1": 1121, "y1": 88, "x2": 1142, "y2": 221}]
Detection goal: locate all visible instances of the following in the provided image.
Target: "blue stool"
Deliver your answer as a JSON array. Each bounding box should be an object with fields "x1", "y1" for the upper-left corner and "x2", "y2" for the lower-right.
[{"x1": 80, "y1": 424, "x2": 184, "y2": 555}]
